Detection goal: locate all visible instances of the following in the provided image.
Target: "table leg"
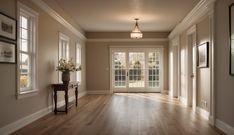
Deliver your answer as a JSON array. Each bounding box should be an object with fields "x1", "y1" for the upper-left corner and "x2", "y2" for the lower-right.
[
  {"x1": 65, "y1": 90, "x2": 68, "y2": 114},
  {"x1": 75, "y1": 87, "x2": 78, "y2": 106},
  {"x1": 54, "y1": 90, "x2": 57, "y2": 114}
]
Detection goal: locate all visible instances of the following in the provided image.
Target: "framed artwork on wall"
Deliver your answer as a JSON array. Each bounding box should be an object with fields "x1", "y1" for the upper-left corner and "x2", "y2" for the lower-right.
[
  {"x1": 0, "y1": 40, "x2": 16, "y2": 63},
  {"x1": 0, "y1": 12, "x2": 17, "y2": 41},
  {"x1": 229, "y1": 3, "x2": 234, "y2": 75},
  {"x1": 197, "y1": 42, "x2": 209, "y2": 68}
]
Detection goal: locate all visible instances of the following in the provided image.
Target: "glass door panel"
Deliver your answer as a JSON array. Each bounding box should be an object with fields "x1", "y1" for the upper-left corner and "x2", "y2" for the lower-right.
[
  {"x1": 128, "y1": 52, "x2": 145, "y2": 88},
  {"x1": 111, "y1": 48, "x2": 162, "y2": 93},
  {"x1": 148, "y1": 52, "x2": 160, "y2": 88},
  {"x1": 113, "y1": 52, "x2": 127, "y2": 88}
]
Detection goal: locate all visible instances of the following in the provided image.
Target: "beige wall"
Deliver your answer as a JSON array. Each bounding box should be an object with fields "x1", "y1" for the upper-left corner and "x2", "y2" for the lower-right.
[
  {"x1": 86, "y1": 32, "x2": 169, "y2": 92},
  {"x1": 0, "y1": 0, "x2": 86, "y2": 128},
  {"x1": 196, "y1": 17, "x2": 210, "y2": 111},
  {"x1": 170, "y1": 16, "x2": 211, "y2": 111},
  {"x1": 215, "y1": 0, "x2": 234, "y2": 127}
]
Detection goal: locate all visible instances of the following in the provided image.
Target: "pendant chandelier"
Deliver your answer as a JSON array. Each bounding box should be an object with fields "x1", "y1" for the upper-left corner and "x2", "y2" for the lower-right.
[{"x1": 130, "y1": 18, "x2": 143, "y2": 39}]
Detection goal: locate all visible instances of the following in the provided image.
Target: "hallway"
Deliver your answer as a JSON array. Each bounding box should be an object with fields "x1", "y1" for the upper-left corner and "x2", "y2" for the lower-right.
[{"x1": 13, "y1": 93, "x2": 222, "y2": 135}]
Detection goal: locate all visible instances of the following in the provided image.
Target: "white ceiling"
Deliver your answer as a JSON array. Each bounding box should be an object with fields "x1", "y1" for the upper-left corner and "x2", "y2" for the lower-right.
[{"x1": 54, "y1": 0, "x2": 200, "y2": 32}]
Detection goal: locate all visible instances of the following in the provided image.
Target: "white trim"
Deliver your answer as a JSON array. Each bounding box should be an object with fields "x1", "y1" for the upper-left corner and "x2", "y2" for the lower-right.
[
  {"x1": 17, "y1": 2, "x2": 39, "y2": 98},
  {"x1": 209, "y1": 7, "x2": 215, "y2": 126},
  {"x1": 169, "y1": 36, "x2": 180, "y2": 98},
  {"x1": 168, "y1": 0, "x2": 216, "y2": 39},
  {"x1": 109, "y1": 47, "x2": 164, "y2": 93},
  {"x1": 87, "y1": 38, "x2": 168, "y2": 42},
  {"x1": 196, "y1": 107, "x2": 209, "y2": 120},
  {"x1": 0, "y1": 91, "x2": 87, "y2": 135},
  {"x1": 30, "y1": 0, "x2": 86, "y2": 40},
  {"x1": 179, "y1": 96, "x2": 187, "y2": 106},
  {"x1": 87, "y1": 90, "x2": 111, "y2": 94},
  {"x1": 186, "y1": 25, "x2": 197, "y2": 110},
  {"x1": 0, "y1": 106, "x2": 52, "y2": 135},
  {"x1": 109, "y1": 45, "x2": 165, "y2": 48},
  {"x1": 76, "y1": 43, "x2": 82, "y2": 84},
  {"x1": 17, "y1": 90, "x2": 38, "y2": 99},
  {"x1": 215, "y1": 119, "x2": 234, "y2": 135}
]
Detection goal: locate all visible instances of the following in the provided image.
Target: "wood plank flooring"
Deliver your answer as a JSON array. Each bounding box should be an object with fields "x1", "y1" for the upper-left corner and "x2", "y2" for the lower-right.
[{"x1": 12, "y1": 93, "x2": 224, "y2": 135}]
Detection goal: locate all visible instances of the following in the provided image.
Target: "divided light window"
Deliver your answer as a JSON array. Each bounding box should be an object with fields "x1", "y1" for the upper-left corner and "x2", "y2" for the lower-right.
[
  {"x1": 58, "y1": 33, "x2": 69, "y2": 82},
  {"x1": 76, "y1": 43, "x2": 81, "y2": 83},
  {"x1": 59, "y1": 33, "x2": 69, "y2": 61},
  {"x1": 18, "y1": 3, "x2": 38, "y2": 95}
]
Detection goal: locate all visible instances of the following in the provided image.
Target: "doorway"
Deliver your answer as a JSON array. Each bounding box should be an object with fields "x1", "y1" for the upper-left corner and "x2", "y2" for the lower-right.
[
  {"x1": 187, "y1": 26, "x2": 197, "y2": 110},
  {"x1": 110, "y1": 47, "x2": 163, "y2": 93}
]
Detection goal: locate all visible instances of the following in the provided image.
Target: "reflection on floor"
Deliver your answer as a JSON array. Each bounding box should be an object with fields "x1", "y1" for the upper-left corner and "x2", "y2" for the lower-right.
[{"x1": 13, "y1": 93, "x2": 223, "y2": 135}]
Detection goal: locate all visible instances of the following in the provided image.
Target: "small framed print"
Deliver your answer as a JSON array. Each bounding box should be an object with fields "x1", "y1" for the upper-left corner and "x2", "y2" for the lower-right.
[
  {"x1": 0, "y1": 12, "x2": 16, "y2": 41},
  {"x1": 0, "y1": 40, "x2": 15, "y2": 63},
  {"x1": 197, "y1": 42, "x2": 209, "y2": 68}
]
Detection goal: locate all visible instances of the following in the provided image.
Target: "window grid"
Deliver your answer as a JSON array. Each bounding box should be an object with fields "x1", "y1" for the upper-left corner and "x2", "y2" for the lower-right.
[
  {"x1": 19, "y1": 15, "x2": 32, "y2": 90},
  {"x1": 113, "y1": 52, "x2": 126, "y2": 88},
  {"x1": 148, "y1": 52, "x2": 160, "y2": 88},
  {"x1": 58, "y1": 33, "x2": 69, "y2": 83},
  {"x1": 18, "y1": 3, "x2": 38, "y2": 95},
  {"x1": 128, "y1": 52, "x2": 145, "y2": 88},
  {"x1": 76, "y1": 44, "x2": 81, "y2": 83}
]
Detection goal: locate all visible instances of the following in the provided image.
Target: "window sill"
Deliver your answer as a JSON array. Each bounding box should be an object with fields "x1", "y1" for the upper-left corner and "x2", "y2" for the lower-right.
[{"x1": 17, "y1": 89, "x2": 38, "y2": 99}]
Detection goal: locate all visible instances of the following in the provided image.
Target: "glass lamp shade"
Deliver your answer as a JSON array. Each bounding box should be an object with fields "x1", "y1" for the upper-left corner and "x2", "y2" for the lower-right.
[
  {"x1": 130, "y1": 19, "x2": 143, "y2": 39},
  {"x1": 130, "y1": 32, "x2": 143, "y2": 39}
]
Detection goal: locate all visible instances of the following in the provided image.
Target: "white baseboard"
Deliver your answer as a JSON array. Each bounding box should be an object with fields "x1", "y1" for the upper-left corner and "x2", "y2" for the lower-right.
[
  {"x1": 0, "y1": 106, "x2": 52, "y2": 135},
  {"x1": 216, "y1": 119, "x2": 234, "y2": 135},
  {"x1": 195, "y1": 107, "x2": 209, "y2": 120},
  {"x1": 87, "y1": 90, "x2": 111, "y2": 94},
  {"x1": 179, "y1": 96, "x2": 187, "y2": 106},
  {"x1": 168, "y1": 90, "x2": 173, "y2": 97},
  {"x1": 0, "y1": 91, "x2": 87, "y2": 135}
]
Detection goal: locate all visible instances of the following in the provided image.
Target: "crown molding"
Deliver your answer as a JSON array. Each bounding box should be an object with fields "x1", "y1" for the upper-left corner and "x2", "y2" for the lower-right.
[
  {"x1": 31, "y1": 0, "x2": 86, "y2": 40},
  {"x1": 168, "y1": 0, "x2": 216, "y2": 39},
  {"x1": 87, "y1": 38, "x2": 168, "y2": 42}
]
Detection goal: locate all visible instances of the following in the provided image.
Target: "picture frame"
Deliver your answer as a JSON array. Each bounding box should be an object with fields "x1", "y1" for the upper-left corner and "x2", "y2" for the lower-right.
[
  {"x1": 197, "y1": 42, "x2": 209, "y2": 68},
  {"x1": 0, "y1": 12, "x2": 17, "y2": 41},
  {"x1": 229, "y1": 3, "x2": 234, "y2": 75},
  {"x1": 0, "y1": 40, "x2": 16, "y2": 63}
]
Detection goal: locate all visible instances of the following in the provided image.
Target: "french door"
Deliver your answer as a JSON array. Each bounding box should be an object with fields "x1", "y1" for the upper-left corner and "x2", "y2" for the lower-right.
[{"x1": 110, "y1": 48, "x2": 163, "y2": 93}]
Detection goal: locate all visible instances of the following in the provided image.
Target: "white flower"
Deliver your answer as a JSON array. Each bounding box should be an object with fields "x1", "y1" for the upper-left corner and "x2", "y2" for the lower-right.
[{"x1": 56, "y1": 58, "x2": 81, "y2": 72}]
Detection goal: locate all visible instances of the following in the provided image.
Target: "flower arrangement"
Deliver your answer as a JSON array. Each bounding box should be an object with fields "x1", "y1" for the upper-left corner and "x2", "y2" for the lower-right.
[{"x1": 56, "y1": 58, "x2": 81, "y2": 72}]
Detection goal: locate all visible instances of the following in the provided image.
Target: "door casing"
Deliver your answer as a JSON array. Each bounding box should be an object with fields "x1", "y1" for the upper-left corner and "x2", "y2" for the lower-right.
[{"x1": 109, "y1": 46, "x2": 164, "y2": 93}]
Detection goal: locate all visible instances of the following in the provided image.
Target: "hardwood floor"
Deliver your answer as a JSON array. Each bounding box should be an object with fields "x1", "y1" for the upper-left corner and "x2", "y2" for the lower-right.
[{"x1": 12, "y1": 93, "x2": 224, "y2": 135}]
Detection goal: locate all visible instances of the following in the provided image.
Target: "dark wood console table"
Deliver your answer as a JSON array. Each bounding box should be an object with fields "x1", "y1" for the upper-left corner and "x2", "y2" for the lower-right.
[{"x1": 51, "y1": 82, "x2": 79, "y2": 114}]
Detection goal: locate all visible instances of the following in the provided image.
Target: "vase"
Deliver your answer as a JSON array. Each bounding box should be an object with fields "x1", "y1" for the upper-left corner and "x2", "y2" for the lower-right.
[{"x1": 62, "y1": 71, "x2": 70, "y2": 84}]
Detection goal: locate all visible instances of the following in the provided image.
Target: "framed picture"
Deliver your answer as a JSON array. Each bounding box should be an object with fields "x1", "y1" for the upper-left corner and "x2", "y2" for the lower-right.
[
  {"x1": 0, "y1": 40, "x2": 15, "y2": 63},
  {"x1": 229, "y1": 3, "x2": 234, "y2": 75},
  {"x1": 197, "y1": 42, "x2": 209, "y2": 68},
  {"x1": 0, "y1": 12, "x2": 16, "y2": 41}
]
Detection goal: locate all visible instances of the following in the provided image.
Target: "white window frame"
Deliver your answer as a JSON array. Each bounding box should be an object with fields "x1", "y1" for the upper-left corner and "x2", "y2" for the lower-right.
[
  {"x1": 17, "y1": 2, "x2": 39, "y2": 99},
  {"x1": 109, "y1": 46, "x2": 164, "y2": 93},
  {"x1": 58, "y1": 32, "x2": 70, "y2": 82},
  {"x1": 59, "y1": 32, "x2": 69, "y2": 60},
  {"x1": 76, "y1": 43, "x2": 82, "y2": 84}
]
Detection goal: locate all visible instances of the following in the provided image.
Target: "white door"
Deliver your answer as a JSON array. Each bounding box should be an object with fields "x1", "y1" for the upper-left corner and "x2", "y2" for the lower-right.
[
  {"x1": 111, "y1": 48, "x2": 163, "y2": 93},
  {"x1": 187, "y1": 33, "x2": 197, "y2": 109}
]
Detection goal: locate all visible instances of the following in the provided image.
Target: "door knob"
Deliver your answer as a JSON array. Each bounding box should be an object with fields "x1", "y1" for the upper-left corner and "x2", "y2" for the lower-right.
[{"x1": 190, "y1": 74, "x2": 195, "y2": 78}]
